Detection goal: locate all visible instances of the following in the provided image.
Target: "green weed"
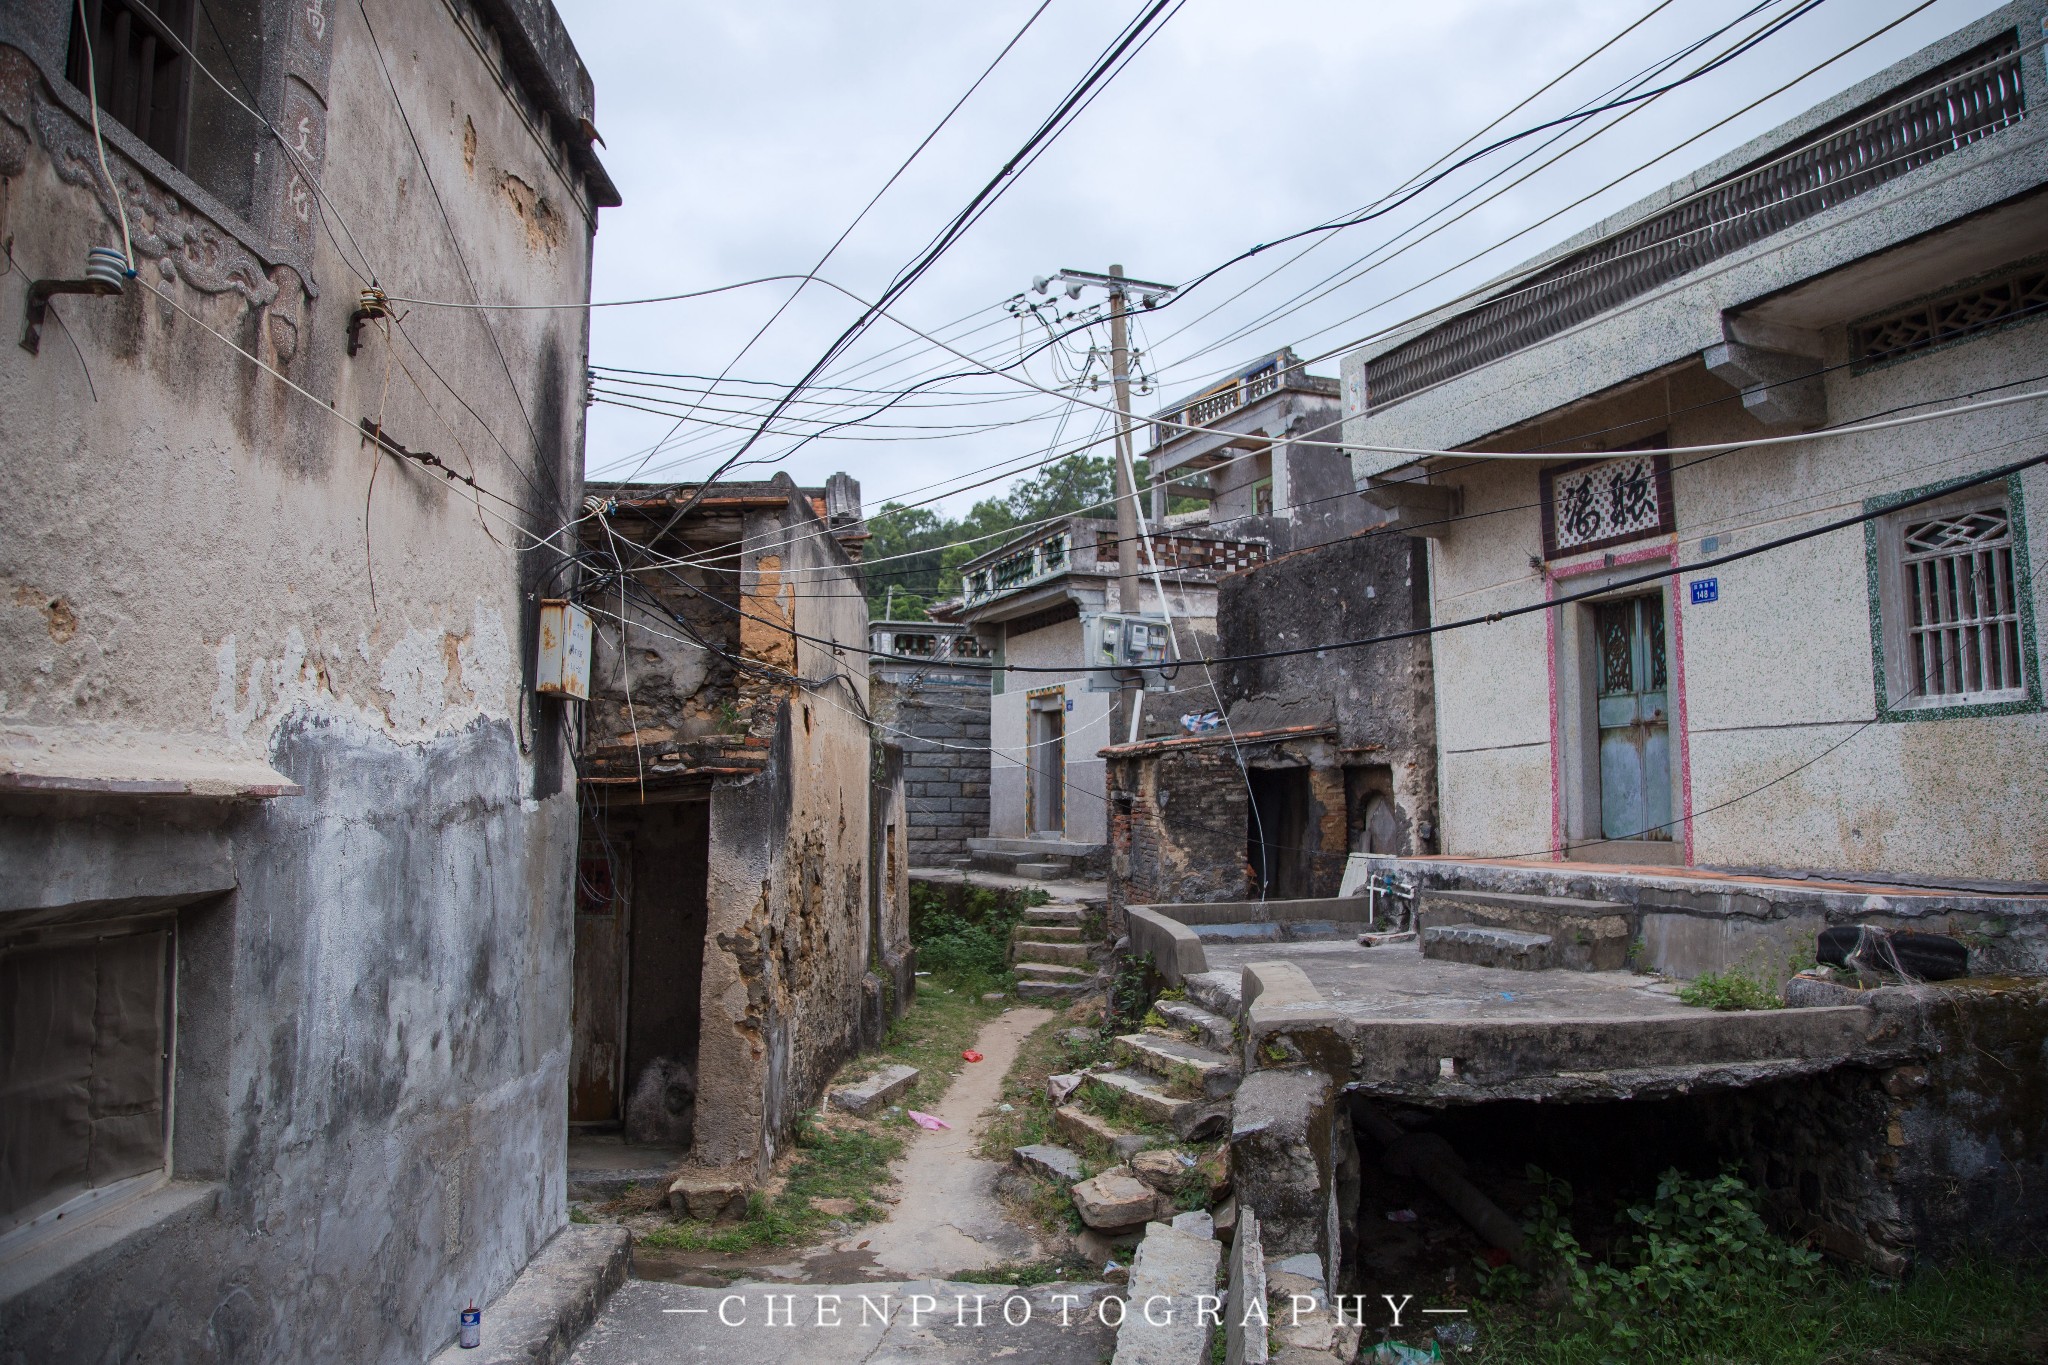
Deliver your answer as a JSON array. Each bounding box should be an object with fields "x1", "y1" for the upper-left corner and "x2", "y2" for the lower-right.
[{"x1": 1679, "y1": 968, "x2": 1782, "y2": 1011}]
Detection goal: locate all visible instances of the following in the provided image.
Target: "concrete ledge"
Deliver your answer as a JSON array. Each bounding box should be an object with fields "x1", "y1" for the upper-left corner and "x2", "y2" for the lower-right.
[
  {"x1": 429, "y1": 1224, "x2": 631, "y2": 1365},
  {"x1": 1127, "y1": 905, "x2": 1207, "y2": 985},
  {"x1": 1136, "y1": 897, "x2": 1371, "y2": 927},
  {"x1": 1354, "y1": 854, "x2": 2048, "y2": 976},
  {"x1": 1241, "y1": 961, "x2": 1324, "y2": 1013},
  {"x1": 1336, "y1": 1004, "x2": 1881, "y2": 1099}
]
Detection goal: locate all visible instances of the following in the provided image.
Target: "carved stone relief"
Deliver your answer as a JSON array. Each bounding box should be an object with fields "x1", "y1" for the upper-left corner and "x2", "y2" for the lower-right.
[{"x1": 33, "y1": 90, "x2": 279, "y2": 309}]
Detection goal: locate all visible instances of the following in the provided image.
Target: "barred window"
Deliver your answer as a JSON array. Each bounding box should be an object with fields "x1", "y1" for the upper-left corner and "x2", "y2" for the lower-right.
[
  {"x1": 1874, "y1": 488, "x2": 2030, "y2": 712},
  {"x1": 66, "y1": 0, "x2": 266, "y2": 217},
  {"x1": 1898, "y1": 505, "x2": 2023, "y2": 701}
]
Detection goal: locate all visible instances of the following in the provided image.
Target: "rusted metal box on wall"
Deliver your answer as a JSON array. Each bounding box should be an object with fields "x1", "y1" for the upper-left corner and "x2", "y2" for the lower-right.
[{"x1": 537, "y1": 600, "x2": 593, "y2": 699}]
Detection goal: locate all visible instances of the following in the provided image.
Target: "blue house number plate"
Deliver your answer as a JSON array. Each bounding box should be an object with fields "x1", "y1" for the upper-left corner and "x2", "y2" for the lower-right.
[{"x1": 1690, "y1": 577, "x2": 1719, "y2": 604}]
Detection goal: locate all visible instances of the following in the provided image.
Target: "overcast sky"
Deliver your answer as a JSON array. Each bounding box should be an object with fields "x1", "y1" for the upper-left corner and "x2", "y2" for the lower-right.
[{"x1": 552, "y1": 0, "x2": 2006, "y2": 514}]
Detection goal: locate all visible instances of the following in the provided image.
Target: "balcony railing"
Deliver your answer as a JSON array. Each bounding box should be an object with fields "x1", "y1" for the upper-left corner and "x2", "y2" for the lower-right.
[
  {"x1": 871, "y1": 629, "x2": 993, "y2": 662},
  {"x1": 1361, "y1": 31, "x2": 2027, "y2": 411},
  {"x1": 1171, "y1": 360, "x2": 1280, "y2": 434},
  {"x1": 1097, "y1": 531, "x2": 1267, "y2": 574},
  {"x1": 963, "y1": 532, "x2": 1071, "y2": 605}
]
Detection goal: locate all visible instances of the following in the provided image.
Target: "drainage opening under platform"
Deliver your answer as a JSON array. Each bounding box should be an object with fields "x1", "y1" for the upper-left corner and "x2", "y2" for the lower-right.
[{"x1": 1341, "y1": 1055, "x2": 2047, "y2": 1295}]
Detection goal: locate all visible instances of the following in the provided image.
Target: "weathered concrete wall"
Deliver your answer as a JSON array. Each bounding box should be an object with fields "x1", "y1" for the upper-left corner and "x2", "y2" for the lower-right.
[
  {"x1": 694, "y1": 493, "x2": 874, "y2": 1177},
  {"x1": 0, "y1": 0, "x2": 603, "y2": 1355},
  {"x1": 870, "y1": 673, "x2": 990, "y2": 863},
  {"x1": 1217, "y1": 533, "x2": 1439, "y2": 860}
]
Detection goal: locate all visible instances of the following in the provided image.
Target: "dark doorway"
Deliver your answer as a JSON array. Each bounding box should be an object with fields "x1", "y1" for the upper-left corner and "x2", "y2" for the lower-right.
[
  {"x1": 571, "y1": 800, "x2": 709, "y2": 1151},
  {"x1": 1346, "y1": 763, "x2": 1402, "y2": 855},
  {"x1": 1028, "y1": 699, "x2": 1065, "y2": 836},
  {"x1": 1248, "y1": 766, "x2": 1314, "y2": 899}
]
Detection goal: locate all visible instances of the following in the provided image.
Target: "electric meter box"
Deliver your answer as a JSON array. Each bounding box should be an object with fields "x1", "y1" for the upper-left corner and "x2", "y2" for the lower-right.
[
  {"x1": 1084, "y1": 612, "x2": 1173, "y2": 692},
  {"x1": 536, "y1": 600, "x2": 593, "y2": 700}
]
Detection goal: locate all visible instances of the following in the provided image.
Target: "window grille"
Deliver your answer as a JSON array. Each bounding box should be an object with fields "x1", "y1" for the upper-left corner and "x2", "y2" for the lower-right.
[
  {"x1": 1898, "y1": 504, "x2": 2024, "y2": 701},
  {"x1": 1851, "y1": 263, "x2": 2048, "y2": 365},
  {"x1": 68, "y1": 0, "x2": 196, "y2": 169},
  {"x1": 1363, "y1": 32, "x2": 2026, "y2": 410}
]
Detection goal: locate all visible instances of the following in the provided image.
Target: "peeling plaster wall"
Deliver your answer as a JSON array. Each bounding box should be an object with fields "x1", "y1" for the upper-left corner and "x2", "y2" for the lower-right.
[
  {"x1": 0, "y1": 0, "x2": 599, "y2": 1357},
  {"x1": 693, "y1": 496, "x2": 874, "y2": 1175}
]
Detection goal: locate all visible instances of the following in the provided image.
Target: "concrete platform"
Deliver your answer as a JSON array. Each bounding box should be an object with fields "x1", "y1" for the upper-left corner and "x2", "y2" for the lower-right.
[
  {"x1": 567, "y1": 1134, "x2": 686, "y2": 1202},
  {"x1": 1214, "y1": 940, "x2": 1888, "y2": 1104},
  {"x1": 431, "y1": 1225, "x2": 631, "y2": 1365},
  {"x1": 1347, "y1": 854, "x2": 2048, "y2": 977}
]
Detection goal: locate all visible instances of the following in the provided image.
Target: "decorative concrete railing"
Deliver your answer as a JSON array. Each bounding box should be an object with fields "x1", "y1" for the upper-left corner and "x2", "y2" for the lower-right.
[{"x1": 961, "y1": 531, "x2": 1072, "y2": 605}]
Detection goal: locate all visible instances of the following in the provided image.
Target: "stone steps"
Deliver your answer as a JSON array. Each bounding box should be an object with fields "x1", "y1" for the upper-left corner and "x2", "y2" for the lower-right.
[
  {"x1": 1053, "y1": 1103, "x2": 1159, "y2": 1160},
  {"x1": 1013, "y1": 924, "x2": 1086, "y2": 942},
  {"x1": 1024, "y1": 905, "x2": 1085, "y2": 926},
  {"x1": 1421, "y1": 922, "x2": 1555, "y2": 971},
  {"x1": 1016, "y1": 960, "x2": 1094, "y2": 983},
  {"x1": 1114, "y1": 1032, "x2": 1240, "y2": 1100},
  {"x1": 1081, "y1": 1069, "x2": 1230, "y2": 1140},
  {"x1": 1418, "y1": 887, "x2": 1635, "y2": 972},
  {"x1": 1014, "y1": 940, "x2": 1093, "y2": 967},
  {"x1": 1011, "y1": 859, "x2": 1072, "y2": 880},
  {"x1": 1182, "y1": 969, "x2": 1243, "y2": 1019},
  {"x1": 1017, "y1": 979, "x2": 1093, "y2": 1001},
  {"x1": 1153, "y1": 998, "x2": 1236, "y2": 1054}
]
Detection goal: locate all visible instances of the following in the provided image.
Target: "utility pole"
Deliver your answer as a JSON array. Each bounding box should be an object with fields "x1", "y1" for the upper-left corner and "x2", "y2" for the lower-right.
[
  {"x1": 1107, "y1": 266, "x2": 1141, "y2": 616},
  {"x1": 1026, "y1": 267, "x2": 1175, "y2": 741}
]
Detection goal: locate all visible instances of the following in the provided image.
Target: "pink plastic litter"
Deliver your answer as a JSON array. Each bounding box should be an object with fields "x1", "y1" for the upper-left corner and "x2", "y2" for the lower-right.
[{"x1": 908, "y1": 1111, "x2": 952, "y2": 1130}]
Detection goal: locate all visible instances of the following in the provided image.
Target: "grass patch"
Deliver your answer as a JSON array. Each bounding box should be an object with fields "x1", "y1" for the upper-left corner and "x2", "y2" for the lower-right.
[
  {"x1": 908, "y1": 881, "x2": 1049, "y2": 996},
  {"x1": 1679, "y1": 967, "x2": 1782, "y2": 1011},
  {"x1": 640, "y1": 1119, "x2": 903, "y2": 1254},
  {"x1": 1455, "y1": 1167, "x2": 2048, "y2": 1364},
  {"x1": 981, "y1": 1004, "x2": 1113, "y2": 1234},
  {"x1": 639, "y1": 982, "x2": 1004, "y2": 1255},
  {"x1": 1469, "y1": 1256, "x2": 2048, "y2": 1364}
]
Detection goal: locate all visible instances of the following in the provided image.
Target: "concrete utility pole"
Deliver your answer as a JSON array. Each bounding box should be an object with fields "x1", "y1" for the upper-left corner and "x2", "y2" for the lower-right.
[
  {"x1": 1027, "y1": 266, "x2": 1175, "y2": 743},
  {"x1": 1107, "y1": 266, "x2": 1141, "y2": 614}
]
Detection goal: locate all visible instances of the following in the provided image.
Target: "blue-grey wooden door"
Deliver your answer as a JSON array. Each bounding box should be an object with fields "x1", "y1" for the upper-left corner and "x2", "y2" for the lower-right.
[{"x1": 1596, "y1": 594, "x2": 1671, "y2": 841}]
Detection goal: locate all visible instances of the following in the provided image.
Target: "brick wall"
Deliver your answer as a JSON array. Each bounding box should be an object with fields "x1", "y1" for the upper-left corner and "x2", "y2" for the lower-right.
[
  {"x1": 872, "y1": 676, "x2": 991, "y2": 863},
  {"x1": 1108, "y1": 745, "x2": 1254, "y2": 910}
]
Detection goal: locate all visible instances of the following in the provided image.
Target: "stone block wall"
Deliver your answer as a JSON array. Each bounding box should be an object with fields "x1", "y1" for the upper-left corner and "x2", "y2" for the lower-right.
[{"x1": 872, "y1": 676, "x2": 991, "y2": 864}]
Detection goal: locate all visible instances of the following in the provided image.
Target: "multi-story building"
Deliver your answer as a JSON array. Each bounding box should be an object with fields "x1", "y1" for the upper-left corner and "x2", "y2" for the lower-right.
[
  {"x1": 0, "y1": 1, "x2": 614, "y2": 1357},
  {"x1": 952, "y1": 514, "x2": 1267, "y2": 876},
  {"x1": 1341, "y1": 2, "x2": 2048, "y2": 973}
]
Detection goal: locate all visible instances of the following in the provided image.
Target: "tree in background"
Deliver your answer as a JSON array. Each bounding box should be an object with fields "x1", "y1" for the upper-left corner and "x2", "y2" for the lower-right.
[{"x1": 865, "y1": 454, "x2": 1117, "y2": 619}]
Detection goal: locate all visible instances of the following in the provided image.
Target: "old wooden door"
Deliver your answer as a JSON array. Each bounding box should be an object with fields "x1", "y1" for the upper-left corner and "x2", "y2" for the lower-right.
[
  {"x1": 569, "y1": 852, "x2": 628, "y2": 1123},
  {"x1": 1595, "y1": 593, "x2": 1672, "y2": 841}
]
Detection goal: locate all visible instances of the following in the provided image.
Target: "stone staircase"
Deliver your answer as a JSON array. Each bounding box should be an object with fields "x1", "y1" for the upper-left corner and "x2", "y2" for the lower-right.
[
  {"x1": 1417, "y1": 887, "x2": 1637, "y2": 972},
  {"x1": 1011, "y1": 903, "x2": 1100, "y2": 1000},
  {"x1": 1068, "y1": 1016, "x2": 1242, "y2": 1143},
  {"x1": 967, "y1": 836, "x2": 1108, "y2": 880}
]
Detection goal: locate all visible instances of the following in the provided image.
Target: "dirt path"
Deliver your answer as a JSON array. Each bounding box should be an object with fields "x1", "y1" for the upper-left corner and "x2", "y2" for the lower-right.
[{"x1": 857, "y1": 1006, "x2": 1054, "y2": 1277}]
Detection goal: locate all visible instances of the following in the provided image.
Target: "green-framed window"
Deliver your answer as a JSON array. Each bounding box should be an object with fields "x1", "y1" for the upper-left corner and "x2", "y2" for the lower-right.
[{"x1": 1864, "y1": 471, "x2": 2040, "y2": 721}]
